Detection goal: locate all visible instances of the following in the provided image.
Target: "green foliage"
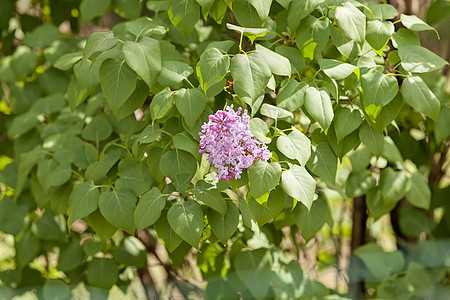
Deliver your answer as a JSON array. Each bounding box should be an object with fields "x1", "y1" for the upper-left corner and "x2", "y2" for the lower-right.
[{"x1": 0, "y1": 0, "x2": 448, "y2": 298}]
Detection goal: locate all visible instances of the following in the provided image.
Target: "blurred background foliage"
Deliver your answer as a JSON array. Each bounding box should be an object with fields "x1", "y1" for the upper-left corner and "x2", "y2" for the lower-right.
[{"x1": 0, "y1": 0, "x2": 449, "y2": 299}]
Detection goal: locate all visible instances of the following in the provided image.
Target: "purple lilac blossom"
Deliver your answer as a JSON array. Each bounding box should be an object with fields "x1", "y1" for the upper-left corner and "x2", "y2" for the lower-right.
[{"x1": 198, "y1": 105, "x2": 271, "y2": 181}]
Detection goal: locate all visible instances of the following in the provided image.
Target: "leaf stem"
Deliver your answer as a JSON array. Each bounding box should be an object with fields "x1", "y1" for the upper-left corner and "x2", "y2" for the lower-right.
[{"x1": 184, "y1": 78, "x2": 195, "y2": 88}]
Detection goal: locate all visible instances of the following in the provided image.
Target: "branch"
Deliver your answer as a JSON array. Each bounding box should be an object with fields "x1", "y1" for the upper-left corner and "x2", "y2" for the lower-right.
[
  {"x1": 349, "y1": 195, "x2": 367, "y2": 299},
  {"x1": 428, "y1": 141, "x2": 449, "y2": 186},
  {"x1": 137, "y1": 230, "x2": 205, "y2": 298}
]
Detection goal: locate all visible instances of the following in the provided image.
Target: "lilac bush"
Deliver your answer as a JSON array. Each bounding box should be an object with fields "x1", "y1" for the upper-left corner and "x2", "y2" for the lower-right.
[{"x1": 199, "y1": 105, "x2": 271, "y2": 181}]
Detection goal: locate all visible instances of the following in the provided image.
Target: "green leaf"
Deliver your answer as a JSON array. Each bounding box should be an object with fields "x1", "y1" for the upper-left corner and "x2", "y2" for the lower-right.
[
  {"x1": 226, "y1": 23, "x2": 268, "y2": 43},
  {"x1": 43, "y1": 279, "x2": 71, "y2": 300},
  {"x1": 0, "y1": 198, "x2": 28, "y2": 235},
  {"x1": 335, "y1": 2, "x2": 366, "y2": 44},
  {"x1": 366, "y1": 188, "x2": 396, "y2": 220},
  {"x1": 87, "y1": 258, "x2": 118, "y2": 290},
  {"x1": 281, "y1": 165, "x2": 316, "y2": 210},
  {"x1": 399, "y1": 207, "x2": 436, "y2": 238},
  {"x1": 234, "y1": 249, "x2": 273, "y2": 299},
  {"x1": 346, "y1": 170, "x2": 376, "y2": 198},
  {"x1": 192, "y1": 182, "x2": 226, "y2": 216},
  {"x1": 276, "y1": 127, "x2": 311, "y2": 165},
  {"x1": 398, "y1": 45, "x2": 448, "y2": 73},
  {"x1": 362, "y1": 70, "x2": 398, "y2": 121},
  {"x1": 16, "y1": 232, "x2": 39, "y2": 268},
  {"x1": 318, "y1": 59, "x2": 358, "y2": 80},
  {"x1": 113, "y1": 236, "x2": 147, "y2": 268},
  {"x1": 247, "y1": 186, "x2": 285, "y2": 225},
  {"x1": 230, "y1": 53, "x2": 271, "y2": 104},
  {"x1": 99, "y1": 189, "x2": 136, "y2": 234},
  {"x1": 10, "y1": 46, "x2": 38, "y2": 80},
  {"x1": 210, "y1": 0, "x2": 228, "y2": 24},
  {"x1": 401, "y1": 75, "x2": 440, "y2": 120},
  {"x1": 82, "y1": 239, "x2": 103, "y2": 257},
  {"x1": 134, "y1": 187, "x2": 166, "y2": 231},
  {"x1": 160, "y1": 150, "x2": 197, "y2": 194},
  {"x1": 391, "y1": 28, "x2": 420, "y2": 48},
  {"x1": 117, "y1": 158, "x2": 153, "y2": 196},
  {"x1": 287, "y1": 0, "x2": 323, "y2": 32},
  {"x1": 53, "y1": 52, "x2": 83, "y2": 71},
  {"x1": 158, "y1": 61, "x2": 194, "y2": 87},
  {"x1": 208, "y1": 201, "x2": 239, "y2": 243},
  {"x1": 31, "y1": 211, "x2": 67, "y2": 241},
  {"x1": 405, "y1": 172, "x2": 430, "y2": 209},
  {"x1": 85, "y1": 150, "x2": 121, "y2": 182},
  {"x1": 80, "y1": 0, "x2": 111, "y2": 23},
  {"x1": 154, "y1": 208, "x2": 183, "y2": 253},
  {"x1": 366, "y1": 20, "x2": 395, "y2": 55},
  {"x1": 87, "y1": 210, "x2": 118, "y2": 241},
  {"x1": 348, "y1": 145, "x2": 372, "y2": 173},
  {"x1": 167, "y1": 200, "x2": 203, "y2": 248},
  {"x1": 382, "y1": 136, "x2": 404, "y2": 163},
  {"x1": 249, "y1": 118, "x2": 271, "y2": 144},
  {"x1": 334, "y1": 107, "x2": 362, "y2": 142},
  {"x1": 232, "y1": 0, "x2": 263, "y2": 28},
  {"x1": 276, "y1": 80, "x2": 307, "y2": 112},
  {"x1": 197, "y1": 0, "x2": 215, "y2": 19},
  {"x1": 304, "y1": 87, "x2": 333, "y2": 131},
  {"x1": 435, "y1": 106, "x2": 450, "y2": 143},
  {"x1": 255, "y1": 44, "x2": 291, "y2": 76},
  {"x1": 359, "y1": 122, "x2": 384, "y2": 157},
  {"x1": 58, "y1": 238, "x2": 85, "y2": 272},
  {"x1": 196, "y1": 47, "x2": 230, "y2": 93},
  {"x1": 175, "y1": 88, "x2": 206, "y2": 129},
  {"x1": 293, "y1": 192, "x2": 332, "y2": 242},
  {"x1": 73, "y1": 60, "x2": 101, "y2": 94},
  {"x1": 114, "y1": 80, "x2": 149, "y2": 120},
  {"x1": 247, "y1": 0, "x2": 272, "y2": 21},
  {"x1": 81, "y1": 115, "x2": 113, "y2": 142},
  {"x1": 173, "y1": 131, "x2": 201, "y2": 160},
  {"x1": 367, "y1": 4, "x2": 398, "y2": 20},
  {"x1": 401, "y1": 14, "x2": 439, "y2": 38},
  {"x1": 260, "y1": 103, "x2": 293, "y2": 119},
  {"x1": 248, "y1": 160, "x2": 281, "y2": 199},
  {"x1": 275, "y1": 46, "x2": 305, "y2": 75},
  {"x1": 68, "y1": 181, "x2": 100, "y2": 228},
  {"x1": 24, "y1": 24, "x2": 60, "y2": 48},
  {"x1": 138, "y1": 123, "x2": 161, "y2": 143},
  {"x1": 99, "y1": 59, "x2": 137, "y2": 111},
  {"x1": 125, "y1": 17, "x2": 167, "y2": 39},
  {"x1": 330, "y1": 27, "x2": 360, "y2": 61},
  {"x1": 15, "y1": 146, "x2": 46, "y2": 198},
  {"x1": 168, "y1": 0, "x2": 200, "y2": 37},
  {"x1": 122, "y1": 37, "x2": 161, "y2": 88},
  {"x1": 37, "y1": 159, "x2": 72, "y2": 191},
  {"x1": 66, "y1": 77, "x2": 88, "y2": 110},
  {"x1": 150, "y1": 87, "x2": 175, "y2": 120},
  {"x1": 295, "y1": 16, "x2": 331, "y2": 59},
  {"x1": 226, "y1": 65, "x2": 259, "y2": 99},
  {"x1": 307, "y1": 143, "x2": 338, "y2": 184},
  {"x1": 83, "y1": 31, "x2": 118, "y2": 59},
  {"x1": 379, "y1": 168, "x2": 410, "y2": 203},
  {"x1": 367, "y1": 93, "x2": 403, "y2": 133},
  {"x1": 114, "y1": 0, "x2": 141, "y2": 19},
  {"x1": 354, "y1": 243, "x2": 405, "y2": 281},
  {"x1": 426, "y1": 0, "x2": 450, "y2": 25}
]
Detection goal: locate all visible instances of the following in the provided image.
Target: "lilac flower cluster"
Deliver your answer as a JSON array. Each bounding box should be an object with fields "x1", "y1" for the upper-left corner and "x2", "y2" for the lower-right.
[{"x1": 199, "y1": 105, "x2": 271, "y2": 181}]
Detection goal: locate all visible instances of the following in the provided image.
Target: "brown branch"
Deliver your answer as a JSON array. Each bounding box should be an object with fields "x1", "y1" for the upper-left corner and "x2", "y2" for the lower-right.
[
  {"x1": 137, "y1": 230, "x2": 204, "y2": 298},
  {"x1": 349, "y1": 195, "x2": 367, "y2": 299},
  {"x1": 0, "y1": 132, "x2": 8, "y2": 143},
  {"x1": 428, "y1": 141, "x2": 449, "y2": 187},
  {"x1": 137, "y1": 267, "x2": 157, "y2": 300}
]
